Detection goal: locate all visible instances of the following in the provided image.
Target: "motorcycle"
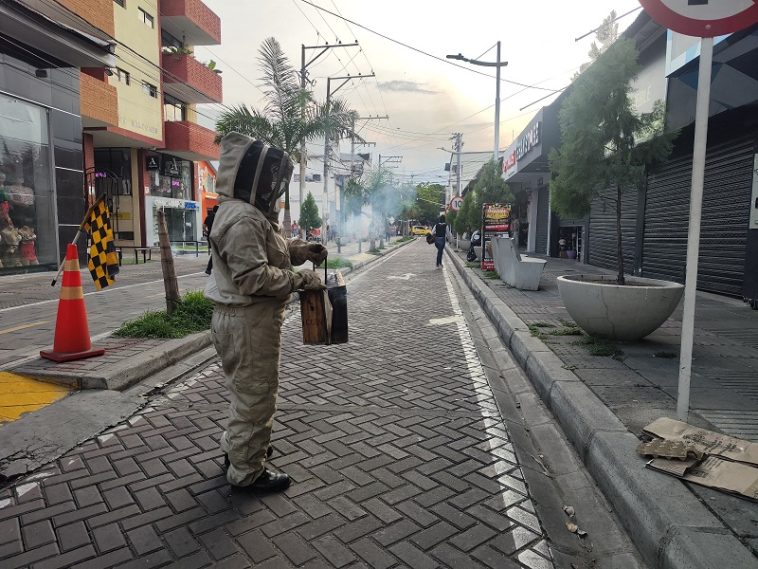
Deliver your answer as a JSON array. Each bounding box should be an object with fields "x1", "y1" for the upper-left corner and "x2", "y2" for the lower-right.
[{"x1": 466, "y1": 230, "x2": 481, "y2": 262}]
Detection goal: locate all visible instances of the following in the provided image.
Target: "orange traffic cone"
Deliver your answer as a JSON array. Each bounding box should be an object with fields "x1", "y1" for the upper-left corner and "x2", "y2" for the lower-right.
[{"x1": 40, "y1": 244, "x2": 105, "y2": 362}]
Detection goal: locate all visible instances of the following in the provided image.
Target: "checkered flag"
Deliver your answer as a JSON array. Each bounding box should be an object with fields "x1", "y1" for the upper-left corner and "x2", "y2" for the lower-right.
[{"x1": 82, "y1": 196, "x2": 119, "y2": 290}]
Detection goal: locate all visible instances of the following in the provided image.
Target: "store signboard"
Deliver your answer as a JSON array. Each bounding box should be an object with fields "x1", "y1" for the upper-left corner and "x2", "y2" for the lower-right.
[
  {"x1": 480, "y1": 203, "x2": 511, "y2": 271},
  {"x1": 502, "y1": 121, "x2": 541, "y2": 181},
  {"x1": 146, "y1": 156, "x2": 159, "y2": 170}
]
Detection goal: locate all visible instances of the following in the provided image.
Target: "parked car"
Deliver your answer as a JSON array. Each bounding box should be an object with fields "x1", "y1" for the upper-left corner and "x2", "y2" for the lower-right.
[{"x1": 411, "y1": 226, "x2": 431, "y2": 236}]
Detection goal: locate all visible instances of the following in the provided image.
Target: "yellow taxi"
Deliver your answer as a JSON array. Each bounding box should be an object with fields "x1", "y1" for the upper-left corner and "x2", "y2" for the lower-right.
[{"x1": 411, "y1": 225, "x2": 431, "y2": 236}]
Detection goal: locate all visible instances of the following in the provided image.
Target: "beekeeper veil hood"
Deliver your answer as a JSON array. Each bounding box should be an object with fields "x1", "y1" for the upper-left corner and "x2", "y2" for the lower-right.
[{"x1": 216, "y1": 132, "x2": 293, "y2": 218}]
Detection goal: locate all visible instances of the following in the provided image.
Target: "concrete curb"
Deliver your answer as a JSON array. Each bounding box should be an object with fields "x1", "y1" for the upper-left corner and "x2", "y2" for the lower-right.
[
  {"x1": 446, "y1": 249, "x2": 757, "y2": 569},
  {"x1": 334, "y1": 237, "x2": 415, "y2": 278},
  {"x1": 17, "y1": 332, "x2": 212, "y2": 391}
]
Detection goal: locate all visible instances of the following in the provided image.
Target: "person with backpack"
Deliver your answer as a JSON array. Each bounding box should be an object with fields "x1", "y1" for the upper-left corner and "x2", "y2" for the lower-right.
[{"x1": 431, "y1": 214, "x2": 452, "y2": 268}]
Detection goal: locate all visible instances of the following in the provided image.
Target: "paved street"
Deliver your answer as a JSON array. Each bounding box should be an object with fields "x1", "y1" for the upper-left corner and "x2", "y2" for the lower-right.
[{"x1": 0, "y1": 240, "x2": 640, "y2": 568}]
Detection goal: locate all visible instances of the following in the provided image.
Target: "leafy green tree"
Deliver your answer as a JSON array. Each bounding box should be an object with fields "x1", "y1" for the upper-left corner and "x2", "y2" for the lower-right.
[
  {"x1": 415, "y1": 183, "x2": 445, "y2": 224},
  {"x1": 549, "y1": 38, "x2": 675, "y2": 284},
  {"x1": 215, "y1": 37, "x2": 359, "y2": 236},
  {"x1": 446, "y1": 209, "x2": 457, "y2": 234},
  {"x1": 463, "y1": 159, "x2": 513, "y2": 231},
  {"x1": 343, "y1": 178, "x2": 365, "y2": 219},
  {"x1": 299, "y1": 192, "x2": 322, "y2": 235},
  {"x1": 455, "y1": 192, "x2": 473, "y2": 235}
]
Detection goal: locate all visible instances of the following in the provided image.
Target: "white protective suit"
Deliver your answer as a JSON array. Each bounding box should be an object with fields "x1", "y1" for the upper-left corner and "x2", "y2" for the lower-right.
[{"x1": 205, "y1": 133, "x2": 323, "y2": 487}]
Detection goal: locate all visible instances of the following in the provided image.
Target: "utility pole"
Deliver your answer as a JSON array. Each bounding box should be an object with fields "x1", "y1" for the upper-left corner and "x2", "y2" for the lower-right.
[
  {"x1": 452, "y1": 133, "x2": 463, "y2": 198},
  {"x1": 446, "y1": 45, "x2": 507, "y2": 162},
  {"x1": 299, "y1": 41, "x2": 359, "y2": 216},
  {"x1": 351, "y1": 115, "x2": 387, "y2": 179},
  {"x1": 323, "y1": 73, "x2": 375, "y2": 243}
]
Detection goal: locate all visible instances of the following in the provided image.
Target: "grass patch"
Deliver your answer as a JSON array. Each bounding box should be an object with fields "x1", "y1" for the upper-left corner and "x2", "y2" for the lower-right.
[
  {"x1": 114, "y1": 290, "x2": 213, "y2": 339},
  {"x1": 653, "y1": 351, "x2": 678, "y2": 359},
  {"x1": 398, "y1": 236, "x2": 414, "y2": 242},
  {"x1": 531, "y1": 321, "x2": 557, "y2": 328},
  {"x1": 547, "y1": 326, "x2": 584, "y2": 336},
  {"x1": 325, "y1": 257, "x2": 353, "y2": 270},
  {"x1": 529, "y1": 325, "x2": 546, "y2": 340},
  {"x1": 574, "y1": 335, "x2": 623, "y2": 357},
  {"x1": 466, "y1": 261, "x2": 479, "y2": 268},
  {"x1": 483, "y1": 271, "x2": 499, "y2": 279}
]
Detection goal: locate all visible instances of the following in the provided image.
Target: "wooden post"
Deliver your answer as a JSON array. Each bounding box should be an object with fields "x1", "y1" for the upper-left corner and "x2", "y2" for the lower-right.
[{"x1": 157, "y1": 209, "x2": 180, "y2": 315}]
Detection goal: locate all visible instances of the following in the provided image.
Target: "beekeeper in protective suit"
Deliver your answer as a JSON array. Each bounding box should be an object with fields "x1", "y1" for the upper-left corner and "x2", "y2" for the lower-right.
[{"x1": 205, "y1": 132, "x2": 327, "y2": 493}]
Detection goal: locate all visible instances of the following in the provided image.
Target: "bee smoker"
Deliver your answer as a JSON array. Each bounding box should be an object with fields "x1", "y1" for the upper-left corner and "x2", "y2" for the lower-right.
[{"x1": 299, "y1": 256, "x2": 348, "y2": 345}]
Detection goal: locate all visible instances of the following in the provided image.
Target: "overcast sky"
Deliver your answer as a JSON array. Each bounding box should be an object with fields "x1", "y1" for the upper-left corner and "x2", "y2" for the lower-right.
[{"x1": 195, "y1": 0, "x2": 642, "y2": 186}]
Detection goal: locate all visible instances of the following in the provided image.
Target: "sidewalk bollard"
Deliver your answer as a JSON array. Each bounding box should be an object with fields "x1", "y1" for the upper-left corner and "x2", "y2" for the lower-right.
[
  {"x1": 358, "y1": 240, "x2": 362, "y2": 253},
  {"x1": 337, "y1": 237, "x2": 341, "y2": 254}
]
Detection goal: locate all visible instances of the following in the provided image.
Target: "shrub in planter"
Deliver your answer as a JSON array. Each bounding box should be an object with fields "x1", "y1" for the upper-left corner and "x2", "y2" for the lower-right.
[{"x1": 549, "y1": 38, "x2": 680, "y2": 339}]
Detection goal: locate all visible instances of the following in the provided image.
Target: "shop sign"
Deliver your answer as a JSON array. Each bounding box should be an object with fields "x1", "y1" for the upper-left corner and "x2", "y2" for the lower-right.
[
  {"x1": 480, "y1": 203, "x2": 512, "y2": 271},
  {"x1": 502, "y1": 150, "x2": 518, "y2": 179},
  {"x1": 146, "y1": 156, "x2": 160, "y2": 170},
  {"x1": 515, "y1": 121, "x2": 541, "y2": 160},
  {"x1": 183, "y1": 201, "x2": 198, "y2": 210}
]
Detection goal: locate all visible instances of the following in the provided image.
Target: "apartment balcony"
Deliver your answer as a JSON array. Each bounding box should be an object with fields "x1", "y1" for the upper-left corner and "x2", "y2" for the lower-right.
[
  {"x1": 160, "y1": 0, "x2": 220, "y2": 46},
  {"x1": 162, "y1": 53, "x2": 222, "y2": 104},
  {"x1": 80, "y1": 71, "x2": 118, "y2": 128},
  {"x1": 163, "y1": 120, "x2": 219, "y2": 161}
]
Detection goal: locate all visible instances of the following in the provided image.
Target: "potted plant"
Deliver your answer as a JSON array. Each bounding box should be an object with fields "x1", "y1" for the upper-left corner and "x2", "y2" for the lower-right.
[{"x1": 549, "y1": 37, "x2": 681, "y2": 341}]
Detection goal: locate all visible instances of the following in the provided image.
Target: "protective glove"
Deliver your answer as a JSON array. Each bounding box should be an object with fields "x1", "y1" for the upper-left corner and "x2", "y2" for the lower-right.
[
  {"x1": 292, "y1": 269, "x2": 325, "y2": 291},
  {"x1": 305, "y1": 243, "x2": 328, "y2": 265},
  {"x1": 289, "y1": 239, "x2": 327, "y2": 266}
]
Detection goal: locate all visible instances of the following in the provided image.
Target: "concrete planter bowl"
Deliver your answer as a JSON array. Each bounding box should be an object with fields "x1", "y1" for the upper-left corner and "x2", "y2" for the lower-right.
[{"x1": 557, "y1": 275, "x2": 684, "y2": 341}]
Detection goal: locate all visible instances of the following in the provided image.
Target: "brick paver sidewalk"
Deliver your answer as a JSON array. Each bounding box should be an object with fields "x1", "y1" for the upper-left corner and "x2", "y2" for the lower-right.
[{"x1": 0, "y1": 241, "x2": 553, "y2": 569}]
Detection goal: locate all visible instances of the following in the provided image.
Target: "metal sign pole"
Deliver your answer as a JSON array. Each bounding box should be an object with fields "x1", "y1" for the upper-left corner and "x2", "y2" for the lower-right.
[{"x1": 676, "y1": 36, "x2": 714, "y2": 421}]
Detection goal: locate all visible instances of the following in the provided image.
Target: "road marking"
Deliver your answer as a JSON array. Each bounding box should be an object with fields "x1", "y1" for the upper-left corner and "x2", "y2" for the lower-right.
[
  {"x1": 0, "y1": 272, "x2": 206, "y2": 314},
  {"x1": 0, "y1": 320, "x2": 49, "y2": 335},
  {"x1": 387, "y1": 273, "x2": 416, "y2": 281},
  {"x1": 0, "y1": 371, "x2": 71, "y2": 423}
]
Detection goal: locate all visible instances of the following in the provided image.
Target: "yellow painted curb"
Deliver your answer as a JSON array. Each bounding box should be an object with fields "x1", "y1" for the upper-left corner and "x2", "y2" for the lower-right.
[{"x1": 0, "y1": 371, "x2": 71, "y2": 423}]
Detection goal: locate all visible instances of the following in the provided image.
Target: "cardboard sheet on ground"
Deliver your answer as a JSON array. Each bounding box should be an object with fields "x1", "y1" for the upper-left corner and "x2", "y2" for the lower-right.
[
  {"x1": 643, "y1": 417, "x2": 758, "y2": 466},
  {"x1": 648, "y1": 456, "x2": 758, "y2": 501}
]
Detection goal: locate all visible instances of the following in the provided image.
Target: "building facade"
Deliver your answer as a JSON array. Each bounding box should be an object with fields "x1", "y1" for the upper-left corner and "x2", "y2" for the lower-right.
[
  {"x1": 0, "y1": 0, "x2": 115, "y2": 272},
  {"x1": 500, "y1": 12, "x2": 758, "y2": 305},
  {"x1": 88, "y1": 0, "x2": 222, "y2": 248}
]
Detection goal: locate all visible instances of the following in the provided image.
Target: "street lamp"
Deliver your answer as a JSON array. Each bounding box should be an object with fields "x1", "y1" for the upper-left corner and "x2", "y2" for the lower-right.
[{"x1": 446, "y1": 42, "x2": 508, "y2": 162}]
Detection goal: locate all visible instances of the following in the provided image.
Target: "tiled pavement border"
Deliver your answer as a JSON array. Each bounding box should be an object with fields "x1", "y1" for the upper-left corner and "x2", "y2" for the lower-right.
[
  {"x1": 0, "y1": 240, "x2": 556, "y2": 569},
  {"x1": 446, "y1": 247, "x2": 758, "y2": 569}
]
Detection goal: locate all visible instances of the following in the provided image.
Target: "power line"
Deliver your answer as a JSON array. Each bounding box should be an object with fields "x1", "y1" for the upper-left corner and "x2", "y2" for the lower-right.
[{"x1": 298, "y1": 0, "x2": 563, "y2": 93}]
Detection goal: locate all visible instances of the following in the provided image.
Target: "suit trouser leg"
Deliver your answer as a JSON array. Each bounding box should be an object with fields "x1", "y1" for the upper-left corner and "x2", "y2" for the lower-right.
[{"x1": 211, "y1": 302, "x2": 285, "y2": 487}]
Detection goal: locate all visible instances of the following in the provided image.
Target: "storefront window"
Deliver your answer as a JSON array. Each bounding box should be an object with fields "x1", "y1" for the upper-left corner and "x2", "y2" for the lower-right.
[
  {"x1": 94, "y1": 148, "x2": 132, "y2": 196},
  {"x1": 149, "y1": 154, "x2": 193, "y2": 200},
  {"x1": 0, "y1": 93, "x2": 54, "y2": 270}
]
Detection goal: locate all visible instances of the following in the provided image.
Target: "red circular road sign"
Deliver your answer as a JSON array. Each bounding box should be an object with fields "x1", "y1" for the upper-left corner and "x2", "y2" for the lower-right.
[
  {"x1": 449, "y1": 196, "x2": 463, "y2": 212},
  {"x1": 639, "y1": 0, "x2": 758, "y2": 37}
]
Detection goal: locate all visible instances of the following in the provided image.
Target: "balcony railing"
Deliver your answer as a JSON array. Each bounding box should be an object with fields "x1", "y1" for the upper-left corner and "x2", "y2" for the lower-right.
[
  {"x1": 160, "y1": 0, "x2": 220, "y2": 46},
  {"x1": 162, "y1": 53, "x2": 222, "y2": 104},
  {"x1": 80, "y1": 72, "x2": 118, "y2": 128},
  {"x1": 163, "y1": 120, "x2": 219, "y2": 162}
]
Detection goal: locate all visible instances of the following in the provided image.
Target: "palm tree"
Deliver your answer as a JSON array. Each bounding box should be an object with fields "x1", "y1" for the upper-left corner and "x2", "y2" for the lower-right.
[{"x1": 216, "y1": 37, "x2": 360, "y2": 237}]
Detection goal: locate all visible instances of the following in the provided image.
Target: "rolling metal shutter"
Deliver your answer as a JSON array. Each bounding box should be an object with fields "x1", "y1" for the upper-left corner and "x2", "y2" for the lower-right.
[
  {"x1": 642, "y1": 138, "x2": 754, "y2": 297},
  {"x1": 587, "y1": 187, "x2": 639, "y2": 273},
  {"x1": 536, "y1": 186, "x2": 549, "y2": 254}
]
